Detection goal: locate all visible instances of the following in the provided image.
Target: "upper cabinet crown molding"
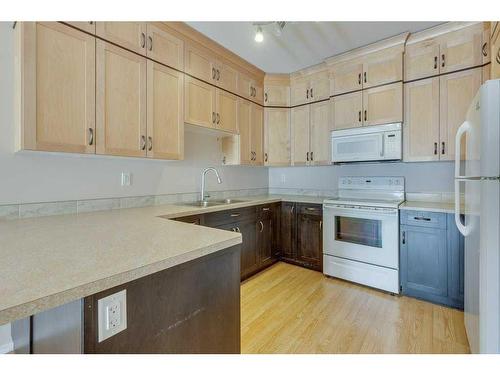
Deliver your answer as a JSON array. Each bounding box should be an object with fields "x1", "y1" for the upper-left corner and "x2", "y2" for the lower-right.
[
  {"x1": 325, "y1": 32, "x2": 409, "y2": 67},
  {"x1": 405, "y1": 22, "x2": 483, "y2": 45}
]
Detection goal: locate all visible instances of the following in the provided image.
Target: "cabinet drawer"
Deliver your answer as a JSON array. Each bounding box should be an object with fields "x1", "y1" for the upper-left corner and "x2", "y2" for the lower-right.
[
  {"x1": 204, "y1": 206, "x2": 255, "y2": 227},
  {"x1": 400, "y1": 210, "x2": 447, "y2": 229},
  {"x1": 173, "y1": 214, "x2": 204, "y2": 226},
  {"x1": 296, "y1": 203, "x2": 323, "y2": 216},
  {"x1": 256, "y1": 203, "x2": 275, "y2": 220}
]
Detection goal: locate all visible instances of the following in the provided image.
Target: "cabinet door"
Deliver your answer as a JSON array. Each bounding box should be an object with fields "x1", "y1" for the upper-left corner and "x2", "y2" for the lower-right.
[
  {"x1": 291, "y1": 105, "x2": 311, "y2": 166},
  {"x1": 264, "y1": 108, "x2": 291, "y2": 166},
  {"x1": 264, "y1": 85, "x2": 290, "y2": 106},
  {"x1": 309, "y1": 71, "x2": 330, "y2": 101},
  {"x1": 439, "y1": 67, "x2": 482, "y2": 161},
  {"x1": 238, "y1": 99, "x2": 253, "y2": 165},
  {"x1": 331, "y1": 91, "x2": 363, "y2": 130},
  {"x1": 184, "y1": 42, "x2": 216, "y2": 82},
  {"x1": 146, "y1": 24, "x2": 183, "y2": 70},
  {"x1": 96, "y1": 41, "x2": 147, "y2": 157},
  {"x1": 400, "y1": 225, "x2": 448, "y2": 302},
  {"x1": 216, "y1": 89, "x2": 238, "y2": 134},
  {"x1": 403, "y1": 78, "x2": 440, "y2": 162},
  {"x1": 290, "y1": 78, "x2": 309, "y2": 106},
  {"x1": 251, "y1": 104, "x2": 264, "y2": 165},
  {"x1": 96, "y1": 22, "x2": 146, "y2": 55},
  {"x1": 439, "y1": 24, "x2": 484, "y2": 74},
  {"x1": 216, "y1": 61, "x2": 238, "y2": 93},
  {"x1": 363, "y1": 51, "x2": 403, "y2": 88},
  {"x1": 238, "y1": 218, "x2": 259, "y2": 279},
  {"x1": 447, "y1": 214, "x2": 465, "y2": 309},
  {"x1": 257, "y1": 216, "x2": 274, "y2": 267},
  {"x1": 491, "y1": 23, "x2": 500, "y2": 79},
  {"x1": 147, "y1": 61, "x2": 184, "y2": 160},
  {"x1": 65, "y1": 21, "x2": 96, "y2": 34},
  {"x1": 21, "y1": 22, "x2": 96, "y2": 154},
  {"x1": 296, "y1": 205, "x2": 323, "y2": 271},
  {"x1": 184, "y1": 76, "x2": 216, "y2": 129},
  {"x1": 253, "y1": 81, "x2": 264, "y2": 104},
  {"x1": 362, "y1": 82, "x2": 403, "y2": 126},
  {"x1": 405, "y1": 40, "x2": 441, "y2": 81},
  {"x1": 238, "y1": 73, "x2": 253, "y2": 100},
  {"x1": 331, "y1": 62, "x2": 363, "y2": 96},
  {"x1": 310, "y1": 101, "x2": 331, "y2": 165},
  {"x1": 280, "y1": 202, "x2": 296, "y2": 261}
]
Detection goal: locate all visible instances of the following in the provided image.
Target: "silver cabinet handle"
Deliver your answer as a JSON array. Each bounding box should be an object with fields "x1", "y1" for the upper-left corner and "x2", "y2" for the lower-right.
[
  {"x1": 482, "y1": 42, "x2": 488, "y2": 57},
  {"x1": 306, "y1": 88, "x2": 309, "y2": 99},
  {"x1": 216, "y1": 69, "x2": 220, "y2": 81},
  {"x1": 291, "y1": 205, "x2": 294, "y2": 214},
  {"x1": 140, "y1": 32, "x2": 146, "y2": 48},
  {"x1": 434, "y1": 56, "x2": 438, "y2": 69},
  {"x1": 148, "y1": 136, "x2": 153, "y2": 151},
  {"x1": 310, "y1": 87, "x2": 313, "y2": 98},
  {"x1": 89, "y1": 21, "x2": 94, "y2": 25},
  {"x1": 441, "y1": 142, "x2": 445, "y2": 155},
  {"x1": 259, "y1": 221, "x2": 264, "y2": 233},
  {"x1": 212, "y1": 67, "x2": 216, "y2": 80},
  {"x1": 402, "y1": 230, "x2": 406, "y2": 244},
  {"x1": 364, "y1": 110, "x2": 367, "y2": 122},
  {"x1": 358, "y1": 110, "x2": 361, "y2": 122},
  {"x1": 306, "y1": 152, "x2": 310, "y2": 161},
  {"x1": 306, "y1": 207, "x2": 316, "y2": 211},
  {"x1": 496, "y1": 48, "x2": 500, "y2": 64},
  {"x1": 236, "y1": 227, "x2": 241, "y2": 233},
  {"x1": 264, "y1": 93, "x2": 268, "y2": 102},
  {"x1": 212, "y1": 112, "x2": 216, "y2": 124},
  {"x1": 262, "y1": 207, "x2": 270, "y2": 211},
  {"x1": 364, "y1": 71, "x2": 367, "y2": 83},
  {"x1": 434, "y1": 142, "x2": 438, "y2": 155},
  {"x1": 140, "y1": 135, "x2": 146, "y2": 150},
  {"x1": 216, "y1": 113, "x2": 220, "y2": 124},
  {"x1": 310, "y1": 151, "x2": 313, "y2": 161},
  {"x1": 264, "y1": 153, "x2": 268, "y2": 162},
  {"x1": 88, "y1": 128, "x2": 94, "y2": 146},
  {"x1": 148, "y1": 36, "x2": 153, "y2": 51},
  {"x1": 414, "y1": 216, "x2": 431, "y2": 221},
  {"x1": 230, "y1": 213, "x2": 240, "y2": 217},
  {"x1": 358, "y1": 73, "x2": 361, "y2": 85},
  {"x1": 441, "y1": 54, "x2": 445, "y2": 67},
  {"x1": 320, "y1": 220, "x2": 322, "y2": 231}
]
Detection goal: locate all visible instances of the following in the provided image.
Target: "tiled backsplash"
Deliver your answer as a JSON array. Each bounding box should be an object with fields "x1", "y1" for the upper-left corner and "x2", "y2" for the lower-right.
[{"x1": 0, "y1": 188, "x2": 268, "y2": 220}]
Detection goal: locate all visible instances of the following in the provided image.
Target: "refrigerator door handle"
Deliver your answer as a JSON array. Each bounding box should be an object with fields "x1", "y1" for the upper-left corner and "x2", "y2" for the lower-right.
[
  {"x1": 454, "y1": 120, "x2": 472, "y2": 237},
  {"x1": 454, "y1": 120, "x2": 471, "y2": 179}
]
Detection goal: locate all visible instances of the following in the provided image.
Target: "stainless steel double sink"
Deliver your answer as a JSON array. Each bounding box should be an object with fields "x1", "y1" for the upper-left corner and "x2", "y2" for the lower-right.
[{"x1": 182, "y1": 198, "x2": 247, "y2": 208}]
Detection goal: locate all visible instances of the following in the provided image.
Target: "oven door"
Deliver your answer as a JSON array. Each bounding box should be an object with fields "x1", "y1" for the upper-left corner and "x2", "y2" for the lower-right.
[
  {"x1": 331, "y1": 133, "x2": 384, "y2": 163},
  {"x1": 323, "y1": 204, "x2": 399, "y2": 269}
]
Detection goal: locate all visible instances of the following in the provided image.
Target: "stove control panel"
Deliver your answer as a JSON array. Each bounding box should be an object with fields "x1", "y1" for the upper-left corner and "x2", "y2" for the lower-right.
[{"x1": 338, "y1": 176, "x2": 404, "y2": 191}]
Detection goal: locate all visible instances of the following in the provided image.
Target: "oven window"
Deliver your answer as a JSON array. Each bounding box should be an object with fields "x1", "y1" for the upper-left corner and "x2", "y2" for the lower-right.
[{"x1": 335, "y1": 216, "x2": 382, "y2": 248}]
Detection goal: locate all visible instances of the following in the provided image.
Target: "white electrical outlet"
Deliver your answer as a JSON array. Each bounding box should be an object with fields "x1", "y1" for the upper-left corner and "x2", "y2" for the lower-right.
[
  {"x1": 98, "y1": 290, "x2": 127, "y2": 342},
  {"x1": 121, "y1": 172, "x2": 131, "y2": 186}
]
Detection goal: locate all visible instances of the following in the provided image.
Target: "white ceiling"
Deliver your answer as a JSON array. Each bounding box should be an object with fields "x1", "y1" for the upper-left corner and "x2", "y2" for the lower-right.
[{"x1": 187, "y1": 22, "x2": 443, "y2": 73}]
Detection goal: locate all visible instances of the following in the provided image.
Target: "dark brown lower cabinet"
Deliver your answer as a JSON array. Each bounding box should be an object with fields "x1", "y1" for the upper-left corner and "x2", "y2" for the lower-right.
[
  {"x1": 84, "y1": 245, "x2": 241, "y2": 354},
  {"x1": 280, "y1": 202, "x2": 323, "y2": 272}
]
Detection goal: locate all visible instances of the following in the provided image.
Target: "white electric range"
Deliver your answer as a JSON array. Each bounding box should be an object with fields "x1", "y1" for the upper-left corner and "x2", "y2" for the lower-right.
[{"x1": 323, "y1": 176, "x2": 405, "y2": 293}]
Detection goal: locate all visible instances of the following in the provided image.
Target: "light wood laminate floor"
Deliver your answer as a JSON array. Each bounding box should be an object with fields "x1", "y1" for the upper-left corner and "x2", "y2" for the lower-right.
[{"x1": 241, "y1": 262, "x2": 470, "y2": 354}]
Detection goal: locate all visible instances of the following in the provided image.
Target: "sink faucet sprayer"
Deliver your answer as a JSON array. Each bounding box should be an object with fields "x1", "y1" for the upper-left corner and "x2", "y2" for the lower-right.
[{"x1": 201, "y1": 167, "x2": 222, "y2": 202}]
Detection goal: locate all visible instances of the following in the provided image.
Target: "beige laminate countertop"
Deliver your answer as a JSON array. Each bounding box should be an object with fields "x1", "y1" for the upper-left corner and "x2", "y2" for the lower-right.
[
  {"x1": 399, "y1": 201, "x2": 456, "y2": 214},
  {"x1": 0, "y1": 195, "x2": 330, "y2": 325}
]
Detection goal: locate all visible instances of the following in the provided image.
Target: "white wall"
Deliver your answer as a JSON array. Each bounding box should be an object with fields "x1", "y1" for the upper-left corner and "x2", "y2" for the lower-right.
[
  {"x1": 0, "y1": 23, "x2": 268, "y2": 205},
  {"x1": 269, "y1": 162, "x2": 455, "y2": 194}
]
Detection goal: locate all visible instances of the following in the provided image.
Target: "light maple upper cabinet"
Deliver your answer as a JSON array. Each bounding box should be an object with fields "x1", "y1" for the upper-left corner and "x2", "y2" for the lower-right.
[
  {"x1": 264, "y1": 108, "x2": 291, "y2": 166},
  {"x1": 439, "y1": 67, "x2": 482, "y2": 161},
  {"x1": 330, "y1": 62, "x2": 363, "y2": 96},
  {"x1": 216, "y1": 89, "x2": 238, "y2": 134},
  {"x1": 185, "y1": 42, "x2": 216, "y2": 82},
  {"x1": 17, "y1": 22, "x2": 96, "y2": 154},
  {"x1": 238, "y1": 73, "x2": 264, "y2": 104},
  {"x1": 492, "y1": 22, "x2": 500, "y2": 79},
  {"x1": 96, "y1": 22, "x2": 147, "y2": 55},
  {"x1": 362, "y1": 82, "x2": 403, "y2": 126},
  {"x1": 362, "y1": 49, "x2": 403, "y2": 88},
  {"x1": 251, "y1": 104, "x2": 264, "y2": 165},
  {"x1": 147, "y1": 61, "x2": 184, "y2": 160},
  {"x1": 184, "y1": 75, "x2": 216, "y2": 129},
  {"x1": 96, "y1": 41, "x2": 147, "y2": 157},
  {"x1": 264, "y1": 75, "x2": 290, "y2": 106},
  {"x1": 405, "y1": 23, "x2": 486, "y2": 81},
  {"x1": 331, "y1": 91, "x2": 363, "y2": 130},
  {"x1": 309, "y1": 100, "x2": 331, "y2": 165},
  {"x1": 291, "y1": 106, "x2": 311, "y2": 166},
  {"x1": 439, "y1": 24, "x2": 483, "y2": 74},
  {"x1": 290, "y1": 70, "x2": 330, "y2": 106},
  {"x1": 216, "y1": 61, "x2": 238, "y2": 93},
  {"x1": 145, "y1": 24, "x2": 184, "y2": 70},
  {"x1": 404, "y1": 78, "x2": 440, "y2": 162},
  {"x1": 65, "y1": 21, "x2": 96, "y2": 34}
]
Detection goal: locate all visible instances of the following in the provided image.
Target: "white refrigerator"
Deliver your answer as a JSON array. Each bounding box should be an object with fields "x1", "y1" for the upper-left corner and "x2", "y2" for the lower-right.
[{"x1": 454, "y1": 79, "x2": 500, "y2": 354}]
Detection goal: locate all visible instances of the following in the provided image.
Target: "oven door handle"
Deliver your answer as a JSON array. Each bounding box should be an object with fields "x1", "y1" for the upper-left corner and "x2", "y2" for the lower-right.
[{"x1": 323, "y1": 204, "x2": 398, "y2": 216}]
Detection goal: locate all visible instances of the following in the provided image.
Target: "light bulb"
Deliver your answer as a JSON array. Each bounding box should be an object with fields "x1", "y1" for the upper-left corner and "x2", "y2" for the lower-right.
[{"x1": 254, "y1": 27, "x2": 264, "y2": 43}]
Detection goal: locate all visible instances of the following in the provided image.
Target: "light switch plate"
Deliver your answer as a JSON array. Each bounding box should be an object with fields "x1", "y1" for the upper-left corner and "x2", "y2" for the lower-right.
[
  {"x1": 97, "y1": 289, "x2": 127, "y2": 343},
  {"x1": 121, "y1": 172, "x2": 131, "y2": 186}
]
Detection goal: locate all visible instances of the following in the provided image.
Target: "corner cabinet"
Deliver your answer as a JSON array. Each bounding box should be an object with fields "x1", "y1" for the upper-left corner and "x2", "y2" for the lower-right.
[
  {"x1": 264, "y1": 108, "x2": 291, "y2": 166},
  {"x1": 400, "y1": 210, "x2": 464, "y2": 309}
]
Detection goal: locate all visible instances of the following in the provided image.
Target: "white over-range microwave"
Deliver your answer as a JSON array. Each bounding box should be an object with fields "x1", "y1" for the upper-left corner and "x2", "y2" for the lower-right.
[{"x1": 331, "y1": 123, "x2": 402, "y2": 163}]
